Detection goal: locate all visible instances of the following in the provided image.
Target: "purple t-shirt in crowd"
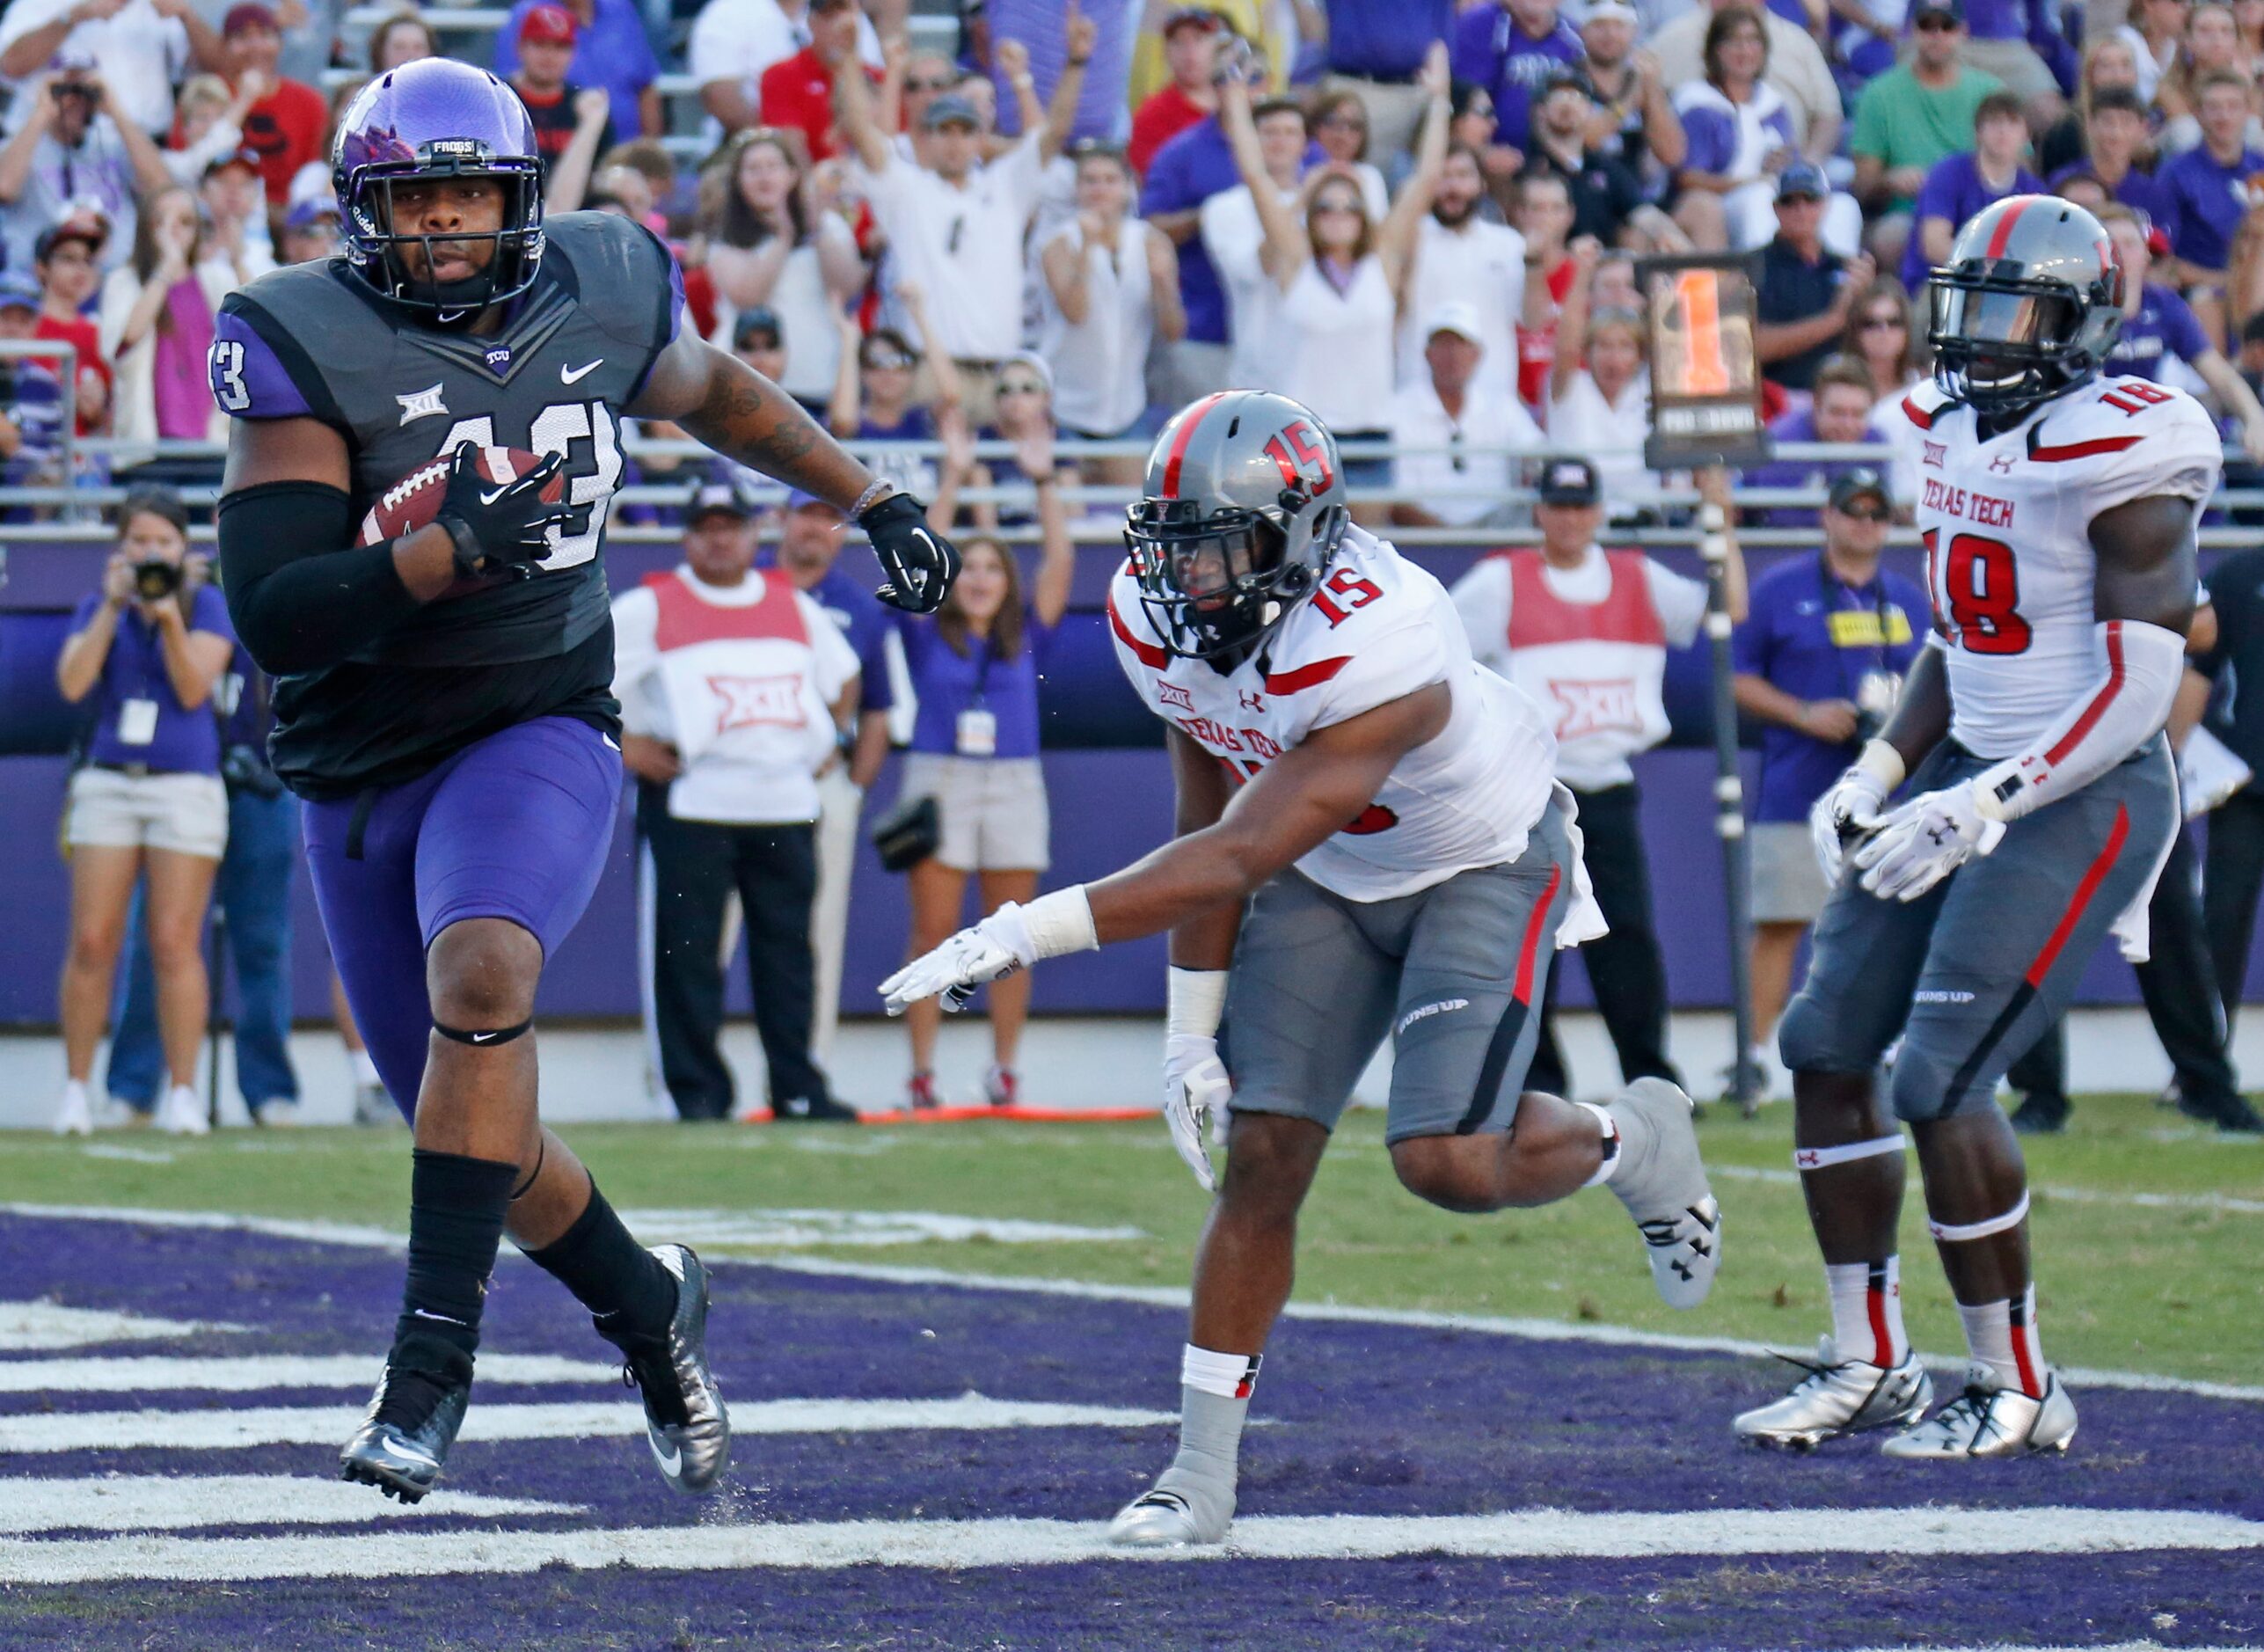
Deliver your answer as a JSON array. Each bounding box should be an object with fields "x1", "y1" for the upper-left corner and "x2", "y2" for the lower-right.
[
  {"x1": 1326, "y1": 0, "x2": 1458, "y2": 79},
  {"x1": 1732, "y1": 554, "x2": 1928, "y2": 822},
  {"x1": 1676, "y1": 87, "x2": 1797, "y2": 179},
  {"x1": 1141, "y1": 121, "x2": 1326, "y2": 345},
  {"x1": 152, "y1": 281, "x2": 217, "y2": 440},
  {"x1": 2045, "y1": 160, "x2": 2171, "y2": 230},
  {"x1": 809, "y1": 564, "x2": 898, "y2": 717},
  {"x1": 897, "y1": 609, "x2": 1055, "y2": 759},
  {"x1": 1449, "y1": 5, "x2": 1583, "y2": 151},
  {"x1": 71, "y1": 584, "x2": 235, "y2": 775},
  {"x1": 2107, "y1": 282, "x2": 2212, "y2": 381},
  {"x1": 2160, "y1": 143, "x2": 2264, "y2": 271},
  {"x1": 1739, "y1": 406, "x2": 1891, "y2": 528},
  {"x1": 1900, "y1": 153, "x2": 2044, "y2": 289}
]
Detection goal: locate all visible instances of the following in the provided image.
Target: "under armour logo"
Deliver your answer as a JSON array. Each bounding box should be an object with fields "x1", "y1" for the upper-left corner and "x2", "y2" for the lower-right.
[
  {"x1": 1989, "y1": 453, "x2": 2016, "y2": 473},
  {"x1": 1238, "y1": 690, "x2": 1267, "y2": 713},
  {"x1": 1795, "y1": 1148, "x2": 1822, "y2": 1168},
  {"x1": 397, "y1": 384, "x2": 448, "y2": 425}
]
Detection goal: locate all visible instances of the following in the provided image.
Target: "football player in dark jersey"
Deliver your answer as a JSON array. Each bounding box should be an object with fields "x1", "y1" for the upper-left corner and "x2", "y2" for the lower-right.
[{"x1": 208, "y1": 58, "x2": 958, "y2": 1503}]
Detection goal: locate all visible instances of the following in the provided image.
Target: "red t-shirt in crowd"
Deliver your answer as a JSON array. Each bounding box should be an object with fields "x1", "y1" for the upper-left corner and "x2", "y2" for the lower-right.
[
  {"x1": 1516, "y1": 256, "x2": 1578, "y2": 413},
  {"x1": 516, "y1": 81, "x2": 611, "y2": 178},
  {"x1": 237, "y1": 76, "x2": 327, "y2": 205},
  {"x1": 34, "y1": 313, "x2": 110, "y2": 436},
  {"x1": 759, "y1": 47, "x2": 879, "y2": 164},
  {"x1": 1128, "y1": 84, "x2": 1209, "y2": 178}
]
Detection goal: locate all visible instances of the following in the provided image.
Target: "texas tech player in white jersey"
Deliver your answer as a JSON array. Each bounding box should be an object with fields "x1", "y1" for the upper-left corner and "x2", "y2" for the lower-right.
[
  {"x1": 1896, "y1": 374, "x2": 2220, "y2": 767},
  {"x1": 1106, "y1": 523, "x2": 1559, "y2": 903},
  {"x1": 884, "y1": 391, "x2": 1720, "y2": 1552}
]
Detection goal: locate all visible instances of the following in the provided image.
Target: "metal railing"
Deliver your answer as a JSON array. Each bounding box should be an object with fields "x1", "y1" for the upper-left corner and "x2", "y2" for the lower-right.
[{"x1": 0, "y1": 339, "x2": 79, "y2": 506}]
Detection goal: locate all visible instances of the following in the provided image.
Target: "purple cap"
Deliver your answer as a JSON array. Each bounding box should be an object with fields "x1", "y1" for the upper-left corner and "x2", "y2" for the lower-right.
[{"x1": 0, "y1": 272, "x2": 41, "y2": 311}]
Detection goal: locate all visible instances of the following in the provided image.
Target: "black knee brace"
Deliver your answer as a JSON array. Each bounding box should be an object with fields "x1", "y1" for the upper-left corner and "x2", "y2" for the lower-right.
[{"x1": 434, "y1": 1017, "x2": 532, "y2": 1049}]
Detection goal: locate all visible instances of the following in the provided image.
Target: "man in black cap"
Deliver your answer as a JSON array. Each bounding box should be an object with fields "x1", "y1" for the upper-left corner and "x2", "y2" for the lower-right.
[
  {"x1": 1732, "y1": 469, "x2": 1926, "y2": 1078},
  {"x1": 610, "y1": 476, "x2": 864, "y2": 1122},
  {"x1": 1519, "y1": 67, "x2": 1667, "y2": 251},
  {"x1": 1754, "y1": 160, "x2": 1875, "y2": 395},
  {"x1": 1452, "y1": 453, "x2": 1748, "y2": 1098}
]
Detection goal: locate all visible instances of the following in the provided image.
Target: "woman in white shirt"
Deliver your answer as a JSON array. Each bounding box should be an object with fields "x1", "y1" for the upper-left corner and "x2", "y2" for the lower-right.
[
  {"x1": 1547, "y1": 238, "x2": 1660, "y2": 522},
  {"x1": 1223, "y1": 44, "x2": 1450, "y2": 523},
  {"x1": 1034, "y1": 142, "x2": 1183, "y2": 483},
  {"x1": 702, "y1": 128, "x2": 865, "y2": 412}
]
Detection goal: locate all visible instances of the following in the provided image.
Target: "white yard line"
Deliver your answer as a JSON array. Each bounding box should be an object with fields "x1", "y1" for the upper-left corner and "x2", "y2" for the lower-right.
[
  {"x1": 1712, "y1": 1163, "x2": 2264, "y2": 1217},
  {"x1": 0, "y1": 1474, "x2": 575, "y2": 1533},
  {"x1": 0, "y1": 1354, "x2": 618, "y2": 1394},
  {"x1": 0, "y1": 1393, "x2": 1174, "y2": 1455},
  {"x1": 0, "y1": 1504, "x2": 2253, "y2": 1584},
  {"x1": 8, "y1": 1202, "x2": 2261, "y2": 1403},
  {"x1": 0, "y1": 1302, "x2": 243, "y2": 1353}
]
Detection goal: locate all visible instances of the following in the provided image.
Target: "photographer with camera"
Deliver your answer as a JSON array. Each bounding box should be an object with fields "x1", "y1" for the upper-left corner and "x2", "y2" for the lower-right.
[
  {"x1": 0, "y1": 55, "x2": 175, "y2": 279},
  {"x1": 1730, "y1": 468, "x2": 1926, "y2": 1081},
  {"x1": 51, "y1": 486, "x2": 236, "y2": 1137}
]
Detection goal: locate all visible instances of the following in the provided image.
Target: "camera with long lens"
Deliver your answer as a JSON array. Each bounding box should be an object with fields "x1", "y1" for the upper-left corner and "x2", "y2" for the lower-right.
[{"x1": 132, "y1": 559, "x2": 182, "y2": 603}]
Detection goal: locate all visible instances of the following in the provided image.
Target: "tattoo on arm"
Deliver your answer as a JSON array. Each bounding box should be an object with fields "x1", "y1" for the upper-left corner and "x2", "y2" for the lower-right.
[{"x1": 653, "y1": 338, "x2": 873, "y2": 507}]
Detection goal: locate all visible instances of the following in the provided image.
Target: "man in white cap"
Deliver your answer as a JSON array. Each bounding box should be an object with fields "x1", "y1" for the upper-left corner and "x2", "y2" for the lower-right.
[
  {"x1": 1386, "y1": 303, "x2": 1541, "y2": 528},
  {"x1": 1574, "y1": 0, "x2": 1686, "y2": 191}
]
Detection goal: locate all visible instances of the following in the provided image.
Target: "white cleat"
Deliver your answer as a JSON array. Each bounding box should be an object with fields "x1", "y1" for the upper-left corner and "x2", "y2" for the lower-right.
[
  {"x1": 1604, "y1": 1078, "x2": 1721, "y2": 1309},
  {"x1": 157, "y1": 1085, "x2": 210, "y2": 1137},
  {"x1": 1734, "y1": 1336, "x2": 1934, "y2": 1451},
  {"x1": 1106, "y1": 1485, "x2": 1230, "y2": 1548},
  {"x1": 52, "y1": 1084, "x2": 92, "y2": 1137},
  {"x1": 1881, "y1": 1365, "x2": 2078, "y2": 1459}
]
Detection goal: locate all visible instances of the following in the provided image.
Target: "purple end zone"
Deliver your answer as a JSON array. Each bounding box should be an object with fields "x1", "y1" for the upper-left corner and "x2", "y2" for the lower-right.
[{"x1": 0, "y1": 1213, "x2": 2260, "y2": 1650}]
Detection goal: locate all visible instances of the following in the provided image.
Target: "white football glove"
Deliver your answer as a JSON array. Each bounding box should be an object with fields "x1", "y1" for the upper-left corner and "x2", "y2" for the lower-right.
[
  {"x1": 1810, "y1": 739, "x2": 1904, "y2": 881},
  {"x1": 1851, "y1": 780, "x2": 2005, "y2": 903},
  {"x1": 880, "y1": 905, "x2": 1037, "y2": 1016},
  {"x1": 1162, "y1": 1034, "x2": 1232, "y2": 1192}
]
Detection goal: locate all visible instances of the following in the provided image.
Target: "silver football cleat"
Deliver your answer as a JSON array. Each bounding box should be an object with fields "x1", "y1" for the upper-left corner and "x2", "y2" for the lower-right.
[
  {"x1": 1735, "y1": 1336, "x2": 1934, "y2": 1450},
  {"x1": 616, "y1": 1244, "x2": 731, "y2": 1494},
  {"x1": 1106, "y1": 1485, "x2": 1227, "y2": 1548},
  {"x1": 1882, "y1": 1365, "x2": 2078, "y2": 1458},
  {"x1": 1603, "y1": 1078, "x2": 1722, "y2": 1309}
]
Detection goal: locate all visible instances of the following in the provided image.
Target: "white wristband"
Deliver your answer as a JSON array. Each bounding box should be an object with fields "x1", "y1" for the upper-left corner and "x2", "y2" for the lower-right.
[
  {"x1": 1167, "y1": 966, "x2": 1229, "y2": 1040},
  {"x1": 1016, "y1": 885, "x2": 1099, "y2": 962},
  {"x1": 1855, "y1": 737, "x2": 1905, "y2": 793}
]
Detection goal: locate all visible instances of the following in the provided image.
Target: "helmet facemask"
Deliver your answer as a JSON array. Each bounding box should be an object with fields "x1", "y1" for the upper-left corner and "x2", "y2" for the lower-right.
[
  {"x1": 346, "y1": 154, "x2": 545, "y2": 318},
  {"x1": 1126, "y1": 499, "x2": 1313, "y2": 665},
  {"x1": 1929, "y1": 258, "x2": 2121, "y2": 415}
]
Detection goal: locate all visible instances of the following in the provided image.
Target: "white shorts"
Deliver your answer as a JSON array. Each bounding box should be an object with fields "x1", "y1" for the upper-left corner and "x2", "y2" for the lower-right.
[
  {"x1": 66, "y1": 767, "x2": 229, "y2": 859},
  {"x1": 898, "y1": 753, "x2": 1049, "y2": 873}
]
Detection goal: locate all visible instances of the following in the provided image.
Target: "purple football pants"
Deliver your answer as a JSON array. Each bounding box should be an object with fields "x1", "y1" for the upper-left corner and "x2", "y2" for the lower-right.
[{"x1": 303, "y1": 716, "x2": 622, "y2": 1122}]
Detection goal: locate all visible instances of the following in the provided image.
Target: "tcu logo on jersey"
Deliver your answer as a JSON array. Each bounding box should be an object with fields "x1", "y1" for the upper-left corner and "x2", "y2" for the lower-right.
[{"x1": 1260, "y1": 419, "x2": 1334, "y2": 502}]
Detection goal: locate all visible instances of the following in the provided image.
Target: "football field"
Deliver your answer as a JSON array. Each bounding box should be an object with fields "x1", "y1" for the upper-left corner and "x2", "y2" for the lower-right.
[{"x1": 0, "y1": 1095, "x2": 2258, "y2": 1649}]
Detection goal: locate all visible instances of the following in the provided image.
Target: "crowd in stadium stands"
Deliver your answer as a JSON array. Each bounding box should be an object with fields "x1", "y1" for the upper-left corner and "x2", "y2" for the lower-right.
[{"x1": 12, "y1": 0, "x2": 2264, "y2": 1129}]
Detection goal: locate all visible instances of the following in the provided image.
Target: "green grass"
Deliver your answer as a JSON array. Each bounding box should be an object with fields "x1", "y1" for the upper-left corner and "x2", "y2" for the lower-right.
[{"x1": 3, "y1": 1093, "x2": 2257, "y2": 1385}]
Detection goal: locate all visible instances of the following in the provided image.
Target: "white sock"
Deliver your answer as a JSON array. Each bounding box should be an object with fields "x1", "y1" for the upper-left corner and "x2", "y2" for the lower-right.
[
  {"x1": 1957, "y1": 1284, "x2": 2045, "y2": 1397},
  {"x1": 351, "y1": 1049, "x2": 381, "y2": 1085},
  {"x1": 164, "y1": 1084, "x2": 197, "y2": 1111},
  {"x1": 1825, "y1": 1256, "x2": 1907, "y2": 1368},
  {"x1": 1576, "y1": 1100, "x2": 1622, "y2": 1187},
  {"x1": 62, "y1": 1078, "x2": 87, "y2": 1105}
]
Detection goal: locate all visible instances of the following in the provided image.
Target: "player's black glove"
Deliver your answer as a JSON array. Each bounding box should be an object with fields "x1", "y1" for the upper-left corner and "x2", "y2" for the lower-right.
[
  {"x1": 860, "y1": 491, "x2": 959, "y2": 614},
  {"x1": 435, "y1": 443, "x2": 572, "y2": 581}
]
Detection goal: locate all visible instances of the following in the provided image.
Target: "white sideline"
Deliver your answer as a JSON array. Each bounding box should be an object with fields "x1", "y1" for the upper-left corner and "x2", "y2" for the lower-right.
[
  {"x1": 0, "y1": 1354, "x2": 618, "y2": 1394},
  {"x1": 0, "y1": 1504, "x2": 2253, "y2": 1585},
  {"x1": 0, "y1": 1301, "x2": 242, "y2": 1353},
  {"x1": 8, "y1": 1202, "x2": 2262, "y2": 1404},
  {"x1": 0, "y1": 1394, "x2": 1175, "y2": 1454},
  {"x1": 0, "y1": 1474, "x2": 575, "y2": 1533}
]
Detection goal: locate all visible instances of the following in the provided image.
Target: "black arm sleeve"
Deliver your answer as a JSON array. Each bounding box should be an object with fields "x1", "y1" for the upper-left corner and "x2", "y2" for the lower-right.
[{"x1": 216, "y1": 481, "x2": 423, "y2": 676}]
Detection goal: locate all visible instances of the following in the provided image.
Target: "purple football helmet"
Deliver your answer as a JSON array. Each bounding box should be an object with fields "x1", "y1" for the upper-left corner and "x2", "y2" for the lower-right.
[{"x1": 332, "y1": 58, "x2": 544, "y2": 316}]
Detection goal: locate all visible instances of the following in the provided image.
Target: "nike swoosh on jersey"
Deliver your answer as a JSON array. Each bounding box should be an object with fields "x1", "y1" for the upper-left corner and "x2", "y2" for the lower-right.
[{"x1": 561, "y1": 359, "x2": 604, "y2": 384}]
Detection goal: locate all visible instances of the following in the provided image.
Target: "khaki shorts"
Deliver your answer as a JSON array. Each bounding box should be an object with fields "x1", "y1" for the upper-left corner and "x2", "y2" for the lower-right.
[
  {"x1": 1750, "y1": 819, "x2": 1830, "y2": 925},
  {"x1": 898, "y1": 753, "x2": 1049, "y2": 873},
  {"x1": 66, "y1": 767, "x2": 228, "y2": 859}
]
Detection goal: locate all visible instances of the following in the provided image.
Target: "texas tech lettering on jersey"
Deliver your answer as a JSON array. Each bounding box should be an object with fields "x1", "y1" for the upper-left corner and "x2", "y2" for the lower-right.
[
  {"x1": 1894, "y1": 376, "x2": 2221, "y2": 761},
  {"x1": 1106, "y1": 524, "x2": 1558, "y2": 902}
]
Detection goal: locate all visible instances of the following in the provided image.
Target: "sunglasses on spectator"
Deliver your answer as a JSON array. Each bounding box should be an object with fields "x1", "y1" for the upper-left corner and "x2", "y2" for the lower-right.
[
  {"x1": 1319, "y1": 113, "x2": 1368, "y2": 130},
  {"x1": 906, "y1": 76, "x2": 954, "y2": 91},
  {"x1": 997, "y1": 378, "x2": 1047, "y2": 397},
  {"x1": 1837, "y1": 502, "x2": 1891, "y2": 523},
  {"x1": 1860, "y1": 314, "x2": 1906, "y2": 330},
  {"x1": 863, "y1": 352, "x2": 914, "y2": 371},
  {"x1": 1313, "y1": 197, "x2": 1362, "y2": 216},
  {"x1": 1915, "y1": 14, "x2": 1959, "y2": 29}
]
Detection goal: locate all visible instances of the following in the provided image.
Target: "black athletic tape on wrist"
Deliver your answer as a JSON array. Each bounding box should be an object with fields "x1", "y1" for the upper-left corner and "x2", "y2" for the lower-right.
[{"x1": 435, "y1": 1017, "x2": 532, "y2": 1048}]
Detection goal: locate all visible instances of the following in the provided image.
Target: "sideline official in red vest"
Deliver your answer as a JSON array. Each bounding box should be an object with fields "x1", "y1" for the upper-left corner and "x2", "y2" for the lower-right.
[
  {"x1": 612, "y1": 477, "x2": 864, "y2": 1122},
  {"x1": 1451, "y1": 455, "x2": 1749, "y2": 1099}
]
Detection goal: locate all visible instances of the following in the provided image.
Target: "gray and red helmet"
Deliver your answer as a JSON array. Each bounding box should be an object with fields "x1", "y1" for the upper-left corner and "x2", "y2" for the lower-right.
[
  {"x1": 333, "y1": 57, "x2": 545, "y2": 317},
  {"x1": 1124, "y1": 390, "x2": 1350, "y2": 663},
  {"x1": 1929, "y1": 194, "x2": 2122, "y2": 413}
]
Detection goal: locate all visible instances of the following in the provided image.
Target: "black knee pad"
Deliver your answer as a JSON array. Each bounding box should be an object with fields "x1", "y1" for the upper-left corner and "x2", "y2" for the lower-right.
[{"x1": 434, "y1": 1017, "x2": 532, "y2": 1049}]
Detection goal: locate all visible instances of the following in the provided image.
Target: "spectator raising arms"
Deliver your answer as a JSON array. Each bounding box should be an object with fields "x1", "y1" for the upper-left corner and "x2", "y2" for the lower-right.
[
  {"x1": 0, "y1": 61, "x2": 174, "y2": 279},
  {"x1": 703, "y1": 128, "x2": 865, "y2": 409},
  {"x1": 159, "y1": 70, "x2": 264, "y2": 189},
  {"x1": 51, "y1": 488, "x2": 235, "y2": 1139},
  {"x1": 1399, "y1": 142, "x2": 1528, "y2": 400},
  {"x1": 1448, "y1": 0, "x2": 1583, "y2": 158},
  {"x1": 0, "y1": 0, "x2": 224, "y2": 138},
  {"x1": 217, "y1": 4, "x2": 325, "y2": 208},
  {"x1": 1523, "y1": 69, "x2": 1685, "y2": 252},
  {"x1": 1574, "y1": 0, "x2": 1684, "y2": 191},
  {"x1": 1547, "y1": 235, "x2": 1658, "y2": 519},
  {"x1": 894, "y1": 483, "x2": 1076, "y2": 1113},
  {"x1": 1037, "y1": 143, "x2": 1184, "y2": 471},
  {"x1": 1129, "y1": 7, "x2": 1227, "y2": 177},
  {"x1": 828, "y1": 282, "x2": 954, "y2": 506},
  {"x1": 508, "y1": 5, "x2": 614, "y2": 210},
  {"x1": 495, "y1": 0, "x2": 661, "y2": 138},
  {"x1": 99, "y1": 183, "x2": 233, "y2": 464},
  {"x1": 1222, "y1": 40, "x2": 1450, "y2": 520}
]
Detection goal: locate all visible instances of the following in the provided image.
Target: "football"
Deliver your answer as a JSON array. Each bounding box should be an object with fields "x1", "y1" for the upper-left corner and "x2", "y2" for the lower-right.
[{"x1": 356, "y1": 445, "x2": 562, "y2": 546}]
